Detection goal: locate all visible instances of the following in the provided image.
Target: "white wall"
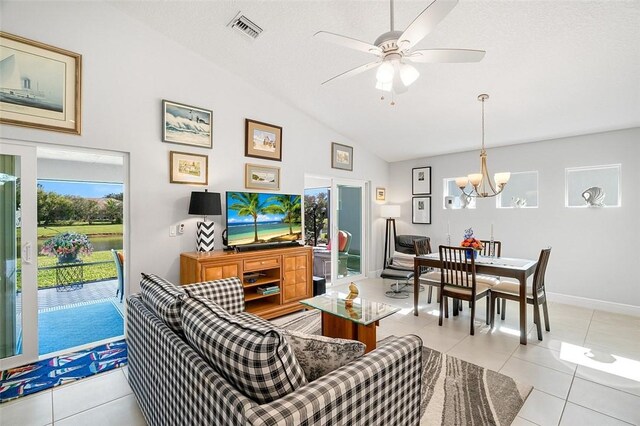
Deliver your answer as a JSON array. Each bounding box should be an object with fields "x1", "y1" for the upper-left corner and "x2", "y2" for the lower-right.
[
  {"x1": 0, "y1": 1, "x2": 389, "y2": 290},
  {"x1": 388, "y1": 128, "x2": 639, "y2": 311},
  {"x1": 38, "y1": 158, "x2": 123, "y2": 184}
]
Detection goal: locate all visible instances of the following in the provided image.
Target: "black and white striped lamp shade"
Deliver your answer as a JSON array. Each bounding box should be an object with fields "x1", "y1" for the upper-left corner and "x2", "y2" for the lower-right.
[{"x1": 196, "y1": 221, "x2": 216, "y2": 252}]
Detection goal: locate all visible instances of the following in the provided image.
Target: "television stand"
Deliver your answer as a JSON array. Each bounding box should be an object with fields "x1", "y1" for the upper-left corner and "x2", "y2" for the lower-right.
[{"x1": 235, "y1": 241, "x2": 301, "y2": 252}]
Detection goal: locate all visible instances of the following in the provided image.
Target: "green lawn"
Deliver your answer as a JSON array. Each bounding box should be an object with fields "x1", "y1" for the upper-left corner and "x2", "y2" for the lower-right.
[
  {"x1": 37, "y1": 223, "x2": 123, "y2": 238},
  {"x1": 17, "y1": 250, "x2": 118, "y2": 290}
]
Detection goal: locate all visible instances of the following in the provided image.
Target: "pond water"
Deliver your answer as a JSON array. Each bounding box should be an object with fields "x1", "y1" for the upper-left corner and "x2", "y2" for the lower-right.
[{"x1": 37, "y1": 235, "x2": 123, "y2": 253}]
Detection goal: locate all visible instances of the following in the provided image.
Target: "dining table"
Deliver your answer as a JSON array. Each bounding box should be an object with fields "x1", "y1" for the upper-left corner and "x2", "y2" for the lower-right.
[{"x1": 413, "y1": 253, "x2": 538, "y2": 345}]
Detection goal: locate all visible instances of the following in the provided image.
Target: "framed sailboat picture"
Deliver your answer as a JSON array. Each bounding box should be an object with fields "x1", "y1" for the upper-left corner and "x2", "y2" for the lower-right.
[{"x1": 0, "y1": 32, "x2": 82, "y2": 134}]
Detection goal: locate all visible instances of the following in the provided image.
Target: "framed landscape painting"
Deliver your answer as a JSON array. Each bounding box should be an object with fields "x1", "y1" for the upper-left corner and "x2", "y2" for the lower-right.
[
  {"x1": 0, "y1": 32, "x2": 82, "y2": 134},
  {"x1": 245, "y1": 119, "x2": 282, "y2": 161},
  {"x1": 163, "y1": 100, "x2": 213, "y2": 148},
  {"x1": 170, "y1": 151, "x2": 208, "y2": 185},
  {"x1": 412, "y1": 166, "x2": 431, "y2": 195},
  {"x1": 412, "y1": 196, "x2": 432, "y2": 224},
  {"x1": 245, "y1": 163, "x2": 280, "y2": 191},
  {"x1": 331, "y1": 142, "x2": 353, "y2": 171}
]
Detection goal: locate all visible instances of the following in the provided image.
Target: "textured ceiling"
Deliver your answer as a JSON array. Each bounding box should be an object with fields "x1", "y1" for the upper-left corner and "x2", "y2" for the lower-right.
[{"x1": 111, "y1": 0, "x2": 640, "y2": 162}]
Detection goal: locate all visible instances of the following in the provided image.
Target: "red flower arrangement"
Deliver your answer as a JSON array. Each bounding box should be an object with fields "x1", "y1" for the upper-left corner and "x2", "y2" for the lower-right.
[{"x1": 460, "y1": 228, "x2": 483, "y2": 251}]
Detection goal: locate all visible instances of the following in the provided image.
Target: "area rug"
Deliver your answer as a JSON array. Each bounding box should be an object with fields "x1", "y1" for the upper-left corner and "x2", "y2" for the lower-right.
[
  {"x1": 38, "y1": 300, "x2": 124, "y2": 355},
  {"x1": 276, "y1": 310, "x2": 532, "y2": 425},
  {"x1": 0, "y1": 339, "x2": 127, "y2": 403}
]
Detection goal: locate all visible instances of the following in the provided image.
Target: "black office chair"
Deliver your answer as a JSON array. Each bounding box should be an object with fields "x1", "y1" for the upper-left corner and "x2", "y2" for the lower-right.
[{"x1": 382, "y1": 235, "x2": 430, "y2": 299}]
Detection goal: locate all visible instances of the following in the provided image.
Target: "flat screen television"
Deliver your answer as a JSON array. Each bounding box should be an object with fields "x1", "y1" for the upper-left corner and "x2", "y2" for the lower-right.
[{"x1": 226, "y1": 191, "x2": 303, "y2": 248}]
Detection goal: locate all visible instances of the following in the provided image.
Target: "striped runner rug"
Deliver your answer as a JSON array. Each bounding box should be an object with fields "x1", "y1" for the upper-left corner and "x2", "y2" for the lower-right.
[{"x1": 274, "y1": 310, "x2": 532, "y2": 426}]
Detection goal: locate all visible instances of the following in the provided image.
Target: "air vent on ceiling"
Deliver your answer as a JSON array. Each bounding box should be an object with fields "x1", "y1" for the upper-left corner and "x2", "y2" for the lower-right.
[{"x1": 228, "y1": 12, "x2": 262, "y2": 40}]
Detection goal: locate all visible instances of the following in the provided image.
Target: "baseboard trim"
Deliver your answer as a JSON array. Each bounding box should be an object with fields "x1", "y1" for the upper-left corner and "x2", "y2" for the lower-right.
[{"x1": 546, "y1": 292, "x2": 640, "y2": 316}]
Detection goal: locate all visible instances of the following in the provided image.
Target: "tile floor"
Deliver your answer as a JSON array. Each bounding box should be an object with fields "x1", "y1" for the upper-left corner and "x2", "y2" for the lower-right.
[{"x1": 1, "y1": 277, "x2": 638, "y2": 425}]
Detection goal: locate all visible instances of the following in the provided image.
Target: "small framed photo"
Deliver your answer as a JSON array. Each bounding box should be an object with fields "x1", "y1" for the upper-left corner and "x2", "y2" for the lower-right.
[
  {"x1": 412, "y1": 166, "x2": 431, "y2": 195},
  {"x1": 169, "y1": 151, "x2": 208, "y2": 185},
  {"x1": 0, "y1": 32, "x2": 82, "y2": 134},
  {"x1": 412, "y1": 196, "x2": 432, "y2": 224},
  {"x1": 245, "y1": 119, "x2": 282, "y2": 161},
  {"x1": 163, "y1": 100, "x2": 212, "y2": 148},
  {"x1": 245, "y1": 163, "x2": 280, "y2": 191},
  {"x1": 331, "y1": 142, "x2": 353, "y2": 171},
  {"x1": 376, "y1": 187, "x2": 386, "y2": 201}
]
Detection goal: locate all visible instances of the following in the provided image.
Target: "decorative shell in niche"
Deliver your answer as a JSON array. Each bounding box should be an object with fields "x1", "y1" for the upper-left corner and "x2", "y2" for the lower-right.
[
  {"x1": 512, "y1": 197, "x2": 527, "y2": 208},
  {"x1": 582, "y1": 186, "x2": 605, "y2": 207}
]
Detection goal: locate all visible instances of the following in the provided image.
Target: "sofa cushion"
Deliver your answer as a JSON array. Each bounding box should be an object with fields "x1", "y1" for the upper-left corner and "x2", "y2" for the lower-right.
[
  {"x1": 140, "y1": 273, "x2": 185, "y2": 333},
  {"x1": 182, "y1": 296, "x2": 307, "y2": 404},
  {"x1": 184, "y1": 277, "x2": 245, "y2": 315},
  {"x1": 283, "y1": 330, "x2": 366, "y2": 381},
  {"x1": 391, "y1": 250, "x2": 415, "y2": 269}
]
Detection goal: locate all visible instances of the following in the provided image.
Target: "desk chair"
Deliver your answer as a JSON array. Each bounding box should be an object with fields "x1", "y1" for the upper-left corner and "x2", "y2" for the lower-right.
[{"x1": 490, "y1": 248, "x2": 552, "y2": 341}]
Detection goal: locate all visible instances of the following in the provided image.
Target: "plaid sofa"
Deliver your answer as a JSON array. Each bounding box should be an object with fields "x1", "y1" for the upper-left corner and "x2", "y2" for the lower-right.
[{"x1": 127, "y1": 275, "x2": 423, "y2": 425}]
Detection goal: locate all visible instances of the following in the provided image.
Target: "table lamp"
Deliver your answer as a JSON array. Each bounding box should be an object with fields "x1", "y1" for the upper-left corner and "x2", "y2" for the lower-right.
[
  {"x1": 188, "y1": 189, "x2": 222, "y2": 252},
  {"x1": 380, "y1": 205, "x2": 401, "y2": 267}
]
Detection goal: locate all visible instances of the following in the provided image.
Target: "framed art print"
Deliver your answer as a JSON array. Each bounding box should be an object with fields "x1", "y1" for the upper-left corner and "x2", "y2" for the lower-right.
[
  {"x1": 245, "y1": 119, "x2": 282, "y2": 161},
  {"x1": 170, "y1": 151, "x2": 208, "y2": 185},
  {"x1": 376, "y1": 187, "x2": 386, "y2": 201},
  {"x1": 412, "y1": 196, "x2": 432, "y2": 224},
  {"x1": 331, "y1": 142, "x2": 353, "y2": 171},
  {"x1": 0, "y1": 32, "x2": 82, "y2": 134},
  {"x1": 412, "y1": 166, "x2": 431, "y2": 195},
  {"x1": 163, "y1": 100, "x2": 213, "y2": 148},
  {"x1": 245, "y1": 163, "x2": 280, "y2": 191}
]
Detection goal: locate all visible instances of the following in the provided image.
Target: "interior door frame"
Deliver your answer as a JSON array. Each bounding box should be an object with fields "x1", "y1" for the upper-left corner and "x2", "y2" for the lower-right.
[
  {"x1": 0, "y1": 141, "x2": 38, "y2": 370},
  {"x1": 330, "y1": 177, "x2": 368, "y2": 286}
]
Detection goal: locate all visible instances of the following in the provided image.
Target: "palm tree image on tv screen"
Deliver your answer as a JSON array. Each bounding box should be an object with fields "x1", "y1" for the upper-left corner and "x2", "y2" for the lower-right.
[{"x1": 227, "y1": 192, "x2": 302, "y2": 246}]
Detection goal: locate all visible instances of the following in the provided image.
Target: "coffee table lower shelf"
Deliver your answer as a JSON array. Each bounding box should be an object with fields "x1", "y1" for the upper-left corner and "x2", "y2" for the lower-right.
[{"x1": 321, "y1": 311, "x2": 379, "y2": 354}]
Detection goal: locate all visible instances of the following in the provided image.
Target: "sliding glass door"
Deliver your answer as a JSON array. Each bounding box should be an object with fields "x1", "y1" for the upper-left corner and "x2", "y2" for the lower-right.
[
  {"x1": 331, "y1": 179, "x2": 367, "y2": 285},
  {"x1": 0, "y1": 142, "x2": 38, "y2": 370}
]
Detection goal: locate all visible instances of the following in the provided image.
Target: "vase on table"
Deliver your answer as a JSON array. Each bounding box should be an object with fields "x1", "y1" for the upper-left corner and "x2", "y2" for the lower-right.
[
  {"x1": 465, "y1": 249, "x2": 479, "y2": 260},
  {"x1": 57, "y1": 252, "x2": 78, "y2": 264}
]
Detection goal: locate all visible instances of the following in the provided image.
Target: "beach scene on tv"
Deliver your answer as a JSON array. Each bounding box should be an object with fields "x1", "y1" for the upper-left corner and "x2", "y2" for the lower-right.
[{"x1": 227, "y1": 192, "x2": 302, "y2": 246}]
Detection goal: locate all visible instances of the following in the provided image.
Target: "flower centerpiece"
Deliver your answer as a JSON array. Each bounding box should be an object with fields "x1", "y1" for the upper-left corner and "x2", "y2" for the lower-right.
[
  {"x1": 40, "y1": 232, "x2": 93, "y2": 264},
  {"x1": 460, "y1": 228, "x2": 483, "y2": 259}
]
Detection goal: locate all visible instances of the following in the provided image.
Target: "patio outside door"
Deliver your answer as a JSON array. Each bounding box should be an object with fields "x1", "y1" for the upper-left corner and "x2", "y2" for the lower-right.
[
  {"x1": 331, "y1": 179, "x2": 367, "y2": 285},
  {"x1": 0, "y1": 142, "x2": 38, "y2": 370}
]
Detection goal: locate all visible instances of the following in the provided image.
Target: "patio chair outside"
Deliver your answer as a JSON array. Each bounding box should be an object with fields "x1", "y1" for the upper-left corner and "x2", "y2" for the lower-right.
[{"x1": 111, "y1": 249, "x2": 124, "y2": 302}]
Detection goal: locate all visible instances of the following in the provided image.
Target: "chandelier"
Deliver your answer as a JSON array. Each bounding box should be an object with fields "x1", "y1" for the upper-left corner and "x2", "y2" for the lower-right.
[{"x1": 455, "y1": 94, "x2": 510, "y2": 198}]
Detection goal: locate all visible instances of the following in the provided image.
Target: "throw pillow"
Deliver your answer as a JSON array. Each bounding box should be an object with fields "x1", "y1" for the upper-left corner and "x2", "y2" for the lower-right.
[
  {"x1": 283, "y1": 329, "x2": 366, "y2": 381},
  {"x1": 184, "y1": 276, "x2": 245, "y2": 315},
  {"x1": 181, "y1": 296, "x2": 307, "y2": 404},
  {"x1": 140, "y1": 273, "x2": 185, "y2": 333}
]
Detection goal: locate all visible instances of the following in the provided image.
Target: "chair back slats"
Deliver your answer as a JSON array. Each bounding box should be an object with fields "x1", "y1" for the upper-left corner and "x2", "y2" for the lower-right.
[
  {"x1": 532, "y1": 248, "x2": 552, "y2": 296},
  {"x1": 480, "y1": 240, "x2": 502, "y2": 257},
  {"x1": 413, "y1": 238, "x2": 432, "y2": 256},
  {"x1": 439, "y1": 246, "x2": 476, "y2": 291}
]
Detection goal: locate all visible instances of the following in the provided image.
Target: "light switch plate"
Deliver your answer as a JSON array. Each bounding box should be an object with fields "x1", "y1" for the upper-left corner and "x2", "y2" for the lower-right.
[{"x1": 169, "y1": 226, "x2": 177, "y2": 237}]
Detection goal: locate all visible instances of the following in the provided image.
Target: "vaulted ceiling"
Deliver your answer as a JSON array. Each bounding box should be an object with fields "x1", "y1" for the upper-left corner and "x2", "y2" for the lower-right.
[{"x1": 112, "y1": 1, "x2": 640, "y2": 162}]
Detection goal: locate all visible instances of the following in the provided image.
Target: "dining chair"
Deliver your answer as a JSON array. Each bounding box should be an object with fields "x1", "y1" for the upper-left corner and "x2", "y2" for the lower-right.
[
  {"x1": 489, "y1": 248, "x2": 552, "y2": 341},
  {"x1": 480, "y1": 240, "x2": 501, "y2": 257},
  {"x1": 111, "y1": 249, "x2": 124, "y2": 302},
  {"x1": 438, "y1": 246, "x2": 491, "y2": 336}
]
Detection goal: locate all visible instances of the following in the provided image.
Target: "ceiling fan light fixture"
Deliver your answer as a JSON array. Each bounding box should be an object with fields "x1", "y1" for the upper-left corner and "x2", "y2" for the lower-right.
[
  {"x1": 399, "y1": 62, "x2": 419, "y2": 86},
  {"x1": 376, "y1": 61, "x2": 395, "y2": 83},
  {"x1": 375, "y1": 80, "x2": 393, "y2": 92}
]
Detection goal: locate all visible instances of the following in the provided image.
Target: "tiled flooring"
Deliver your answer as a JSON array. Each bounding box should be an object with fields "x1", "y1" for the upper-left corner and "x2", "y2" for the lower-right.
[{"x1": 2, "y1": 277, "x2": 638, "y2": 425}]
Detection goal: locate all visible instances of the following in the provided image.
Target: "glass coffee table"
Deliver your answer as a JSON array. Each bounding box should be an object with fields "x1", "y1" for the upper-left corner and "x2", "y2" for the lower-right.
[{"x1": 300, "y1": 291, "x2": 400, "y2": 353}]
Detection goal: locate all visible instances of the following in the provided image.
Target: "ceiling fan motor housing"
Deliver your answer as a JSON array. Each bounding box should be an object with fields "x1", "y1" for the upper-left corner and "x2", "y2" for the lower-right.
[{"x1": 374, "y1": 30, "x2": 403, "y2": 53}]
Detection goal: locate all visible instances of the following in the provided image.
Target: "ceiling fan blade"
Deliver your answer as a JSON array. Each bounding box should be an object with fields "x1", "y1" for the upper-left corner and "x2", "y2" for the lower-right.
[
  {"x1": 314, "y1": 31, "x2": 382, "y2": 55},
  {"x1": 398, "y1": 0, "x2": 459, "y2": 51},
  {"x1": 406, "y1": 48, "x2": 486, "y2": 63},
  {"x1": 321, "y1": 61, "x2": 381, "y2": 85}
]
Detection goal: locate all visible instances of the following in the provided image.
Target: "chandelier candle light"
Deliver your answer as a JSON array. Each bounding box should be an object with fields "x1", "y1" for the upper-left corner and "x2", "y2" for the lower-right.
[{"x1": 456, "y1": 94, "x2": 510, "y2": 198}]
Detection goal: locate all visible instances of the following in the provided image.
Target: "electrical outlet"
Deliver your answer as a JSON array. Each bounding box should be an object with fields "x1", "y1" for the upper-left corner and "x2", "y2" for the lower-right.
[
  {"x1": 169, "y1": 225, "x2": 177, "y2": 237},
  {"x1": 178, "y1": 223, "x2": 185, "y2": 234}
]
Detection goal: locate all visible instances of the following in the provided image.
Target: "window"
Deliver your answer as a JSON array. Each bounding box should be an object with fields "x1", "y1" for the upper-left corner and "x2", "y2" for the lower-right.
[
  {"x1": 443, "y1": 178, "x2": 476, "y2": 209},
  {"x1": 497, "y1": 171, "x2": 538, "y2": 208},
  {"x1": 565, "y1": 164, "x2": 621, "y2": 208}
]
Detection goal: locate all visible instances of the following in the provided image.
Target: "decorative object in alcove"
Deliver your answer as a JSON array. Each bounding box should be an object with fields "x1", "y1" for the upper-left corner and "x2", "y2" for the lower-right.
[
  {"x1": 412, "y1": 196, "x2": 431, "y2": 224},
  {"x1": 169, "y1": 151, "x2": 208, "y2": 185},
  {"x1": 245, "y1": 163, "x2": 280, "y2": 191},
  {"x1": 245, "y1": 119, "x2": 282, "y2": 161},
  {"x1": 412, "y1": 166, "x2": 431, "y2": 195},
  {"x1": 459, "y1": 193, "x2": 471, "y2": 209},
  {"x1": 582, "y1": 186, "x2": 605, "y2": 207},
  {"x1": 162, "y1": 100, "x2": 212, "y2": 148},
  {"x1": 0, "y1": 32, "x2": 82, "y2": 135},
  {"x1": 376, "y1": 187, "x2": 386, "y2": 201},
  {"x1": 512, "y1": 197, "x2": 527, "y2": 208},
  {"x1": 331, "y1": 142, "x2": 353, "y2": 171}
]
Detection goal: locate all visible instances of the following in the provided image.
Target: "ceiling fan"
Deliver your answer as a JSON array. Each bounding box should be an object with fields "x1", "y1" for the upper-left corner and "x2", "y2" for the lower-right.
[{"x1": 315, "y1": 0, "x2": 485, "y2": 96}]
